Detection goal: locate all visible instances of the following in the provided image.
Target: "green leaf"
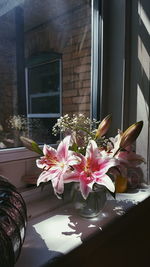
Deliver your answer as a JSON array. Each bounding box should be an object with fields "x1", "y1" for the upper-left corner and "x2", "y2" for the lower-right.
[
  {"x1": 20, "y1": 136, "x2": 43, "y2": 155},
  {"x1": 70, "y1": 143, "x2": 78, "y2": 152}
]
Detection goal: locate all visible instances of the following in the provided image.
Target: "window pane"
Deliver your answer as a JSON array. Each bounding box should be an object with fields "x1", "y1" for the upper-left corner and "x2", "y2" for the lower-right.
[
  {"x1": 28, "y1": 118, "x2": 58, "y2": 144},
  {"x1": 28, "y1": 61, "x2": 60, "y2": 114},
  {"x1": 0, "y1": 0, "x2": 91, "y2": 148},
  {"x1": 28, "y1": 61, "x2": 60, "y2": 96},
  {"x1": 30, "y1": 95, "x2": 59, "y2": 114}
]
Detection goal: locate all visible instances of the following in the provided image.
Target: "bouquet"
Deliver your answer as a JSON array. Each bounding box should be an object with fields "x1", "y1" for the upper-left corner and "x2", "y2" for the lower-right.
[{"x1": 21, "y1": 114, "x2": 144, "y2": 199}]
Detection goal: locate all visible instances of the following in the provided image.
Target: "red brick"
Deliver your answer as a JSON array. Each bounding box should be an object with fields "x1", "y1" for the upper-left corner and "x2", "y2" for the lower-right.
[
  {"x1": 83, "y1": 80, "x2": 91, "y2": 88},
  {"x1": 74, "y1": 64, "x2": 91, "y2": 73},
  {"x1": 78, "y1": 103, "x2": 90, "y2": 111},
  {"x1": 72, "y1": 48, "x2": 91, "y2": 59},
  {"x1": 71, "y1": 26, "x2": 89, "y2": 36},
  {"x1": 63, "y1": 89, "x2": 78, "y2": 97},
  {"x1": 63, "y1": 104, "x2": 78, "y2": 112},
  {"x1": 63, "y1": 82, "x2": 75, "y2": 90},
  {"x1": 63, "y1": 73, "x2": 79, "y2": 83},
  {"x1": 72, "y1": 96, "x2": 90, "y2": 104},
  {"x1": 79, "y1": 88, "x2": 91, "y2": 96},
  {"x1": 62, "y1": 53, "x2": 72, "y2": 61},
  {"x1": 80, "y1": 56, "x2": 91, "y2": 65},
  {"x1": 79, "y1": 71, "x2": 90, "y2": 80},
  {"x1": 74, "y1": 81, "x2": 83, "y2": 89},
  {"x1": 63, "y1": 97, "x2": 73, "y2": 104},
  {"x1": 73, "y1": 30, "x2": 91, "y2": 41}
]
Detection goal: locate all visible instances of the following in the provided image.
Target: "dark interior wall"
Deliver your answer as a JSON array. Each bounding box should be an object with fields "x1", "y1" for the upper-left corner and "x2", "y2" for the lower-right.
[{"x1": 102, "y1": 0, "x2": 126, "y2": 136}]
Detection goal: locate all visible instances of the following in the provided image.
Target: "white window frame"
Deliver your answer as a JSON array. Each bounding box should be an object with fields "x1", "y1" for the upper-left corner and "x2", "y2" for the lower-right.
[{"x1": 0, "y1": 147, "x2": 38, "y2": 163}]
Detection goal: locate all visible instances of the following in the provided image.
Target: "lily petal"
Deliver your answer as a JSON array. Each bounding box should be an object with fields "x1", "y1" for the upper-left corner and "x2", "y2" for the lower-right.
[
  {"x1": 85, "y1": 140, "x2": 98, "y2": 159},
  {"x1": 51, "y1": 172, "x2": 64, "y2": 195},
  {"x1": 43, "y1": 144, "x2": 57, "y2": 158},
  {"x1": 64, "y1": 171, "x2": 80, "y2": 183},
  {"x1": 57, "y1": 135, "x2": 71, "y2": 160},
  {"x1": 80, "y1": 178, "x2": 92, "y2": 199},
  {"x1": 67, "y1": 153, "x2": 81, "y2": 165},
  {"x1": 36, "y1": 157, "x2": 47, "y2": 169},
  {"x1": 95, "y1": 158, "x2": 117, "y2": 176},
  {"x1": 96, "y1": 174, "x2": 115, "y2": 192},
  {"x1": 37, "y1": 171, "x2": 51, "y2": 186}
]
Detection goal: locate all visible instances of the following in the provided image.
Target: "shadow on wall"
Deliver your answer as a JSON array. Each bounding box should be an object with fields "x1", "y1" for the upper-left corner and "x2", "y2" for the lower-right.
[
  {"x1": 130, "y1": 0, "x2": 150, "y2": 183},
  {"x1": 130, "y1": 0, "x2": 150, "y2": 123}
]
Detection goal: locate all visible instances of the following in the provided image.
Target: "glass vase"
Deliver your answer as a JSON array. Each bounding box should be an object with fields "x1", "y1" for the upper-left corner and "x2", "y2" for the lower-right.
[{"x1": 71, "y1": 183, "x2": 107, "y2": 218}]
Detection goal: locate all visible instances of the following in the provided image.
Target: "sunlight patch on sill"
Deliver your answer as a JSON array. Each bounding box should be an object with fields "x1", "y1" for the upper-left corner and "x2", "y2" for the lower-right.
[{"x1": 33, "y1": 214, "x2": 82, "y2": 254}]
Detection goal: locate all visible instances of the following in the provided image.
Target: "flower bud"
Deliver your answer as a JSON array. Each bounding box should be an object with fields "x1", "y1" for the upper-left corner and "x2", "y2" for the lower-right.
[
  {"x1": 119, "y1": 121, "x2": 143, "y2": 149},
  {"x1": 95, "y1": 114, "x2": 112, "y2": 138},
  {"x1": 20, "y1": 136, "x2": 43, "y2": 155}
]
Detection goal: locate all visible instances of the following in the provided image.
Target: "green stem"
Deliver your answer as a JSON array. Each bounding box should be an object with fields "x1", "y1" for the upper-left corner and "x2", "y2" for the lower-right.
[{"x1": 75, "y1": 126, "x2": 94, "y2": 138}]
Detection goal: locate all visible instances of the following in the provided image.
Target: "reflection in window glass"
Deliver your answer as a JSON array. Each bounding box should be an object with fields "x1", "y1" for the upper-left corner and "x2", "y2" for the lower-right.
[
  {"x1": 27, "y1": 61, "x2": 61, "y2": 114},
  {"x1": 0, "y1": 0, "x2": 91, "y2": 148},
  {"x1": 31, "y1": 95, "x2": 60, "y2": 114}
]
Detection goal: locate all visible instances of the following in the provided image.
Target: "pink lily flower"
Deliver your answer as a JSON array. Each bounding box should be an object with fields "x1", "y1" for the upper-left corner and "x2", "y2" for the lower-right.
[
  {"x1": 116, "y1": 150, "x2": 144, "y2": 167},
  {"x1": 101, "y1": 132, "x2": 144, "y2": 167},
  {"x1": 101, "y1": 132, "x2": 144, "y2": 180},
  {"x1": 64, "y1": 140, "x2": 116, "y2": 199},
  {"x1": 36, "y1": 136, "x2": 80, "y2": 195}
]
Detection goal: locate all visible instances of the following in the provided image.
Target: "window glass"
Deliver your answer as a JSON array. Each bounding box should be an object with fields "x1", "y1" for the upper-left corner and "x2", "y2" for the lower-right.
[{"x1": 0, "y1": 0, "x2": 91, "y2": 148}]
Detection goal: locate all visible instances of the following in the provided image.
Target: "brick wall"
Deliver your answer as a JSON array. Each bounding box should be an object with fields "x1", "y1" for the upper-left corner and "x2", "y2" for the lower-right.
[
  {"x1": 0, "y1": 41, "x2": 17, "y2": 129},
  {"x1": 25, "y1": 0, "x2": 91, "y2": 117},
  {"x1": 0, "y1": 9, "x2": 17, "y2": 138},
  {"x1": 0, "y1": 38, "x2": 18, "y2": 148}
]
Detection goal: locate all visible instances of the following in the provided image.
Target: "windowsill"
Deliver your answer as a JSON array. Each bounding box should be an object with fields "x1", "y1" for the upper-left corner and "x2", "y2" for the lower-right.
[
  {"x1": 15, "y1": 186, "x2": 150, "y2": 267},
  {"x1": 0, "y1": 147, "x2": 39, "y2": 163},
  {"x1": 0, "y1": 144, "x2": 57, "y2": 163}
]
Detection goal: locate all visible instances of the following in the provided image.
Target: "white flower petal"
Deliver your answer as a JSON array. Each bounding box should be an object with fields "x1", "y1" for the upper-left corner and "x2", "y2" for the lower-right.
[
  {"x1": 96, "y1": 175, "x2": 115, "y2": 192},
  {"x1": 37, "y1": 171, "x2": 51, "y2": 186},
  {"x1": 80, "y1": 179, "x2": 92, "y2": 199},
  {"x1": 57, "y1": 135, "x2": 71, "y2": 160}
]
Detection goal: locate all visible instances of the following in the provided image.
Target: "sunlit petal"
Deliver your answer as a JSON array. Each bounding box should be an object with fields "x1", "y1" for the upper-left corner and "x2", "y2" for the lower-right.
[
  {"x1": 96, "y1": 175, "x2": 115, "y2": 192},
  {"x1": 85, "y1": 140, "x2": 98, "y2": 159},
  {"x1": 51, "y1": 172, "x2": 64, "y2": 195},
  {"x1": 36, "y1": 157, "x2": 47, "y2": 169},
  {"x1": 95, "y1": 158, "x2": 117, "y2": 176},
  {"x1": 64, "y1": 171, "x2": 80, "y2": 183},
  {"x1": 37, "y1": 171, "x2": 51, "y2": 186},
  {"x1": 57, "y1": 135, "x2": 71, "y2": 160},
  {"x1": 67, "y1": 154, "x2": 81, "y2": 165},
  {"x1": 80, "y1": 178, "x2": 92, "y2": 199},
  {"x1": 43, "y1": 144, "x2": 57, "y2": 158}
]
